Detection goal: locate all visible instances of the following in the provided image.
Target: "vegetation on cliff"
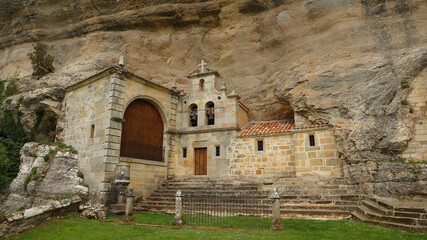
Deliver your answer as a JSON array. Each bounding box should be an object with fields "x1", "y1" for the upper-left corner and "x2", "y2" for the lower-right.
[
  {"x1": 27, "y1": 42, "x2": 54, "y2": 78},
  {"x1": 0, "y1": 73, "x2": 25, "y2": 193}
]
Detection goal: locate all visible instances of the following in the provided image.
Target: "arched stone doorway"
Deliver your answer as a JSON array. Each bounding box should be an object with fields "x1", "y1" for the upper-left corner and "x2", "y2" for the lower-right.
[{"x1": 120, "y1": 99, "x2": 164, "y2": 161}]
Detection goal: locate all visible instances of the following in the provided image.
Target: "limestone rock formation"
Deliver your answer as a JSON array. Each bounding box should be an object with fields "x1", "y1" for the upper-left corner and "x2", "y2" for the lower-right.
[
  {"x1": 1, "y1": 87, "x2": 65, "y2": 140},
  {"x1": 344, "y1": 161, "x2": 427, "y2": 197},
  {"x1": 0, "y1": 0, "x2": 426, "y2": 165},
  {"x1": 0, "y1": 142, "x2": 88, "y2": 214}
]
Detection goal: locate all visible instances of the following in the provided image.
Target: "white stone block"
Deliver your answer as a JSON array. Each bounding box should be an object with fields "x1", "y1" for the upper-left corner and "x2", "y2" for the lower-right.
[{"x1": 24, "y1": 207, "x2": 44, "y2": 219}]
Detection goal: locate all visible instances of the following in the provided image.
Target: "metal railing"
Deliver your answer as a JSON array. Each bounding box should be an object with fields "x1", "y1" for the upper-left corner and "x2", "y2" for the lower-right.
[{"x1": 182, "y1": 193, "x2": 272, "y2": 229}]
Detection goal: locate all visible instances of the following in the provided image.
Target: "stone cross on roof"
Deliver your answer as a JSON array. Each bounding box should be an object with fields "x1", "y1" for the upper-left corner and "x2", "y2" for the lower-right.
[{"x1": 198, "y1": 59, "x2": 207, "y2": 73}]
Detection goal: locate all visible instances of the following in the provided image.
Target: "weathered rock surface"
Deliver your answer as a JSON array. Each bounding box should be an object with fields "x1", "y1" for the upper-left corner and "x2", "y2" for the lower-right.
[
  {"x1": 1, "y1": 87, "x2": 65, "y2": 140},
  {"x1": 0, "y1": 1, "x2": 425, "y2": 165},
  {"x1": 0, "y1": 142, "x2": 88, "y2": 214},
  {"x1": 344, "y1": 161, "x2": 427, "y2": 197}
]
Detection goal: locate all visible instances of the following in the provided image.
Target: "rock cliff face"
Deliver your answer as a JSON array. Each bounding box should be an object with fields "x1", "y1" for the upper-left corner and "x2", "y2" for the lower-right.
[{"x1": 0, "y1": 1, "x2": 426, "y2": 164}]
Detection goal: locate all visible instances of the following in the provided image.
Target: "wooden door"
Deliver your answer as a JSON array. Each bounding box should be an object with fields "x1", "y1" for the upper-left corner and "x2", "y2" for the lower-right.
[
  {"x1": 120, "y1": 99, "x2": 164, "y2": 161},
  {"x1": 194, "y1": 148, "x2": 207, "y2": 175}
]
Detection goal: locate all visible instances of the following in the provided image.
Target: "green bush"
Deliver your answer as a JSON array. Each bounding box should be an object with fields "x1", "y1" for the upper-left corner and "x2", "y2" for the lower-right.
[
  {"x1": 0, "y1": 71, "x2": 20, "y2": 104},
  {"x1": 77, "y1": 171, "x2": 84, "y2": 179},
  {"x1": 400, "y1": 80, "x2": 408, "y2": 84},
  {"x1": 0, "y1": 143, "x2": 11, "y2": 193},
  {"x1": 27, "y1": 42, "x2": 55, "y2": 77},
  {"x1": 401, "y1": 100, "x2": 408, "y2": 105},
  {"x1": 43, "y1": 154, "x2": 50, "y2": 162},
  {"x1": 0, "y1": 138, "x2": 23, "y2": 193}
]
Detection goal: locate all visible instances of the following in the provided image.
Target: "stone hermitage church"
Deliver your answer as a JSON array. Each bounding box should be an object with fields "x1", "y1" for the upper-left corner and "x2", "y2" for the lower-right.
[{"x1": 63, "y1": 59, "x2": 342, "y2": 202}]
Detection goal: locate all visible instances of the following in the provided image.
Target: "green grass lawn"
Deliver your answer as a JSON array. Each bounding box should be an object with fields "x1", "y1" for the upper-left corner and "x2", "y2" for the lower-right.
[{"x1": 6, "y1": 212, "x2": 426, "y2": 240}]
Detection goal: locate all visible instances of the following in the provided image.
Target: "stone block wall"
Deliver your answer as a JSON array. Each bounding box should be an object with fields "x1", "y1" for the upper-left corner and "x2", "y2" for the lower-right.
[
  {"x1": 294, "y1": 129, "x2": 342, "y2": 177},
  {"x1": 173, "y1": 131, "x2": 236, "y2": 178},
  {"x1": 121, "y1": 158, "x2": 167, "y2": 200},
  {"x1": 401, "y1": 68, "x2": 427, "y2": 161},
  {"x1": 228, "y1": 128, "x2": 342, "y2": 179},
  {"x1": 228, "y1": 135, "x2": 295, "y2": 179},
  {"x1": 63, "y1": 74, "x2": 111, "y2": 193}
]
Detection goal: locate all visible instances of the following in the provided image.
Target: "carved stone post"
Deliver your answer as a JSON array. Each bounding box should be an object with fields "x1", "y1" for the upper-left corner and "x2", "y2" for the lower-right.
[
  {"x1": 123, "y1": 188, "x2": 135, "y2": 222},
  {"x1": 172, "y1": 190, "x2": 185, "y2": 228},
  {"x1": 270, "y1": 188, "x2": 284, "y2": 231},
  {"x1": 118, "y1": 190, "x2": 125, "y2": 204}
]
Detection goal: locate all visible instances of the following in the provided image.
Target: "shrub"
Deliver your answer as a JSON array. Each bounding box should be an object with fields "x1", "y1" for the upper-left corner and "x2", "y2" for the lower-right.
[
  {"x1": 43, "y1": 154, "x2": 50, "y2": 162},
  {"x1": 23, "y1": 174, "x2": 32, "y2": 190},
  {"x1": 16, "y1": 206, "x2": 25, "y2": 212},
  {"x1": 32, "y1": 174, "x2": 40, "y2": 181},
  {"x1": 0, "y1": 138, "x2": 24, "y2": 193},
  {"x1": 53, "y1": 142, "x2": 67, "y2": 149},
  {"x1": 82, "y1": 183, "x2": 89, "y2": 188},
  {"x1": 81, "y1": 197, "x2": 89, "y2": 204},
  {"x1": 401, "y1": 100, "x2": 408, "y2": 105},
  {"x1": 77, "y1": 171, "x2": 84, "y2": 179},
  {"x1": 27, "y1": 42, "x2": 55, "y2": 77},
  {"x1": 400, "y1": 80, "x2": 408, "y2": 84},
  {"x1": 409, "y1": 108, "x2": 414, "y2": 113},
  {"x1": 23, "y1": 167, "x2": 39, "y2": 190},
  {"x1": 0, "y1": 72, "x2": 20, "y2": 104},
  {"x1": 0, "y1": 143, "x2": 11, "y2": 193}
]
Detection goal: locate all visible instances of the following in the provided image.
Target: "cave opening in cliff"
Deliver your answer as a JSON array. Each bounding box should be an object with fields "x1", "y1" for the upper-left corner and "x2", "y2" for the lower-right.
[
  {"x1": 273, "y1": 99, "x2": 295, "y2": 121},
  {"x1": 33, "y1": 110, "x2": 58, "y2": 143}
]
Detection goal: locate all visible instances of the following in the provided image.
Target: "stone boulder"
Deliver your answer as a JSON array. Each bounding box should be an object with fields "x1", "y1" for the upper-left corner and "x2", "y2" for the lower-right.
[{"x1": 0, "y1": 142, "x2": 88, "y2": 215}]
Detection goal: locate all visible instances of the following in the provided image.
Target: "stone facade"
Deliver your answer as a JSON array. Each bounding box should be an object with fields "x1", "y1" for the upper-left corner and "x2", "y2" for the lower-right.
[
  {"x1": 401, "y1": 68, "x2": 427, "y2": 161},
  {"x1": 293, "y1": 129, "x2": 342, "y2": 177},
  {"x1": 62, "y1": 62, "x2": 345, "y2": 203},
  {"x1": 172, "y1": 68, "x2": 248, "y2": 178},
  {"x1": 229, "y1": 128, "x2": 342, "y2": 179},
  {"x1": 64, "y1": 67, "x2": 177, "y2": 201}
]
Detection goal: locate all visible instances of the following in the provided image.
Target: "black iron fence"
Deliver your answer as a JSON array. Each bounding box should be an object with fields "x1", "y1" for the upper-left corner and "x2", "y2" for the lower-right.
[{"x1": 182, "y1": 194, "x2": 272, "y2": 229}]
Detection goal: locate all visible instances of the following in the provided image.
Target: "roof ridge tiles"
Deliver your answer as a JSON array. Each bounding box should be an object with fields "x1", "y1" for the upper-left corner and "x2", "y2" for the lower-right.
[{"x1": 236, "y1": 120, "x2": 329, "y2": 138}]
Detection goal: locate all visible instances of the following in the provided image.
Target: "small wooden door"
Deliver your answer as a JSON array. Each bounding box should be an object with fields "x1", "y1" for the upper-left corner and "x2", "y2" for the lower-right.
[{"x1": 194, "y1": 148, "x2": 207, "y2": 175}]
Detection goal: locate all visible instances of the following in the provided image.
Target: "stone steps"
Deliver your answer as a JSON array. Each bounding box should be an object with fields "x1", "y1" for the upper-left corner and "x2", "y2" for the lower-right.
[
  {"x1": 352, "y1": 211, "x2": 427, "y2": 233},
  {"x1": 147, "y1": 193, "x2": 360, "y2": 201},
  {"x1": 136, "y1": 178, "x2": 361, "y2": 220},
  {"x1": 134, "y1": 205, "x2": 352, "y2": 219},
  {"x1": 150, "y1": 189, "x2": 357, "y2": 197},
  {"x1": 352, "y1": 197, "x2": 427, "y2": 233}
]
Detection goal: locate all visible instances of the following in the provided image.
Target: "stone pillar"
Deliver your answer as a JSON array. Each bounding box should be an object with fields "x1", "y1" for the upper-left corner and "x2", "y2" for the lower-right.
[
  {"x1": 270, "y1": 188, "x2": 284, "y2": 231},
  {"x1": 172, "y1": 190, "x2": 185, "y2": 228},
  {"x1": 123, "y1": 188, "x2": 135, "y2": 222}
]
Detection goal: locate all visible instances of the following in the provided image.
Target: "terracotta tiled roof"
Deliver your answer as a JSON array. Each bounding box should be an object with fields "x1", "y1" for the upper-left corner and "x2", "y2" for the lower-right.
[{"x1": 236, "y1": 120, "x2": 328, "y2": 138}]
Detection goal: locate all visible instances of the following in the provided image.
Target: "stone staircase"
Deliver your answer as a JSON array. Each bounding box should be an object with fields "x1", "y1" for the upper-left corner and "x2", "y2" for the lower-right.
[
  {"x1": 352, "y1": 196, "x2": 427, "y2": 233},
  {"x1": 134, "y1": 177, "x2": 362, "y2": 219}
]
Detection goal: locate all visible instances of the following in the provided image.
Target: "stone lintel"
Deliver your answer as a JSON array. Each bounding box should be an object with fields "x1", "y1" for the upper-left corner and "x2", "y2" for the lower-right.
[
  {"x1": 167, "y1": 127, "x2": 239, "y2": 135},
  {"x1": 120, "y1": 157, "x2": 167, "y2": 167}
]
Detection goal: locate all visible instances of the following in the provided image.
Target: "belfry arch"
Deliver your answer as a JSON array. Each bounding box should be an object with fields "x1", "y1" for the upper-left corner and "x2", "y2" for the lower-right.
[{"x1": 120, "y1": 99, "x2": 164, "y2": 162}]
